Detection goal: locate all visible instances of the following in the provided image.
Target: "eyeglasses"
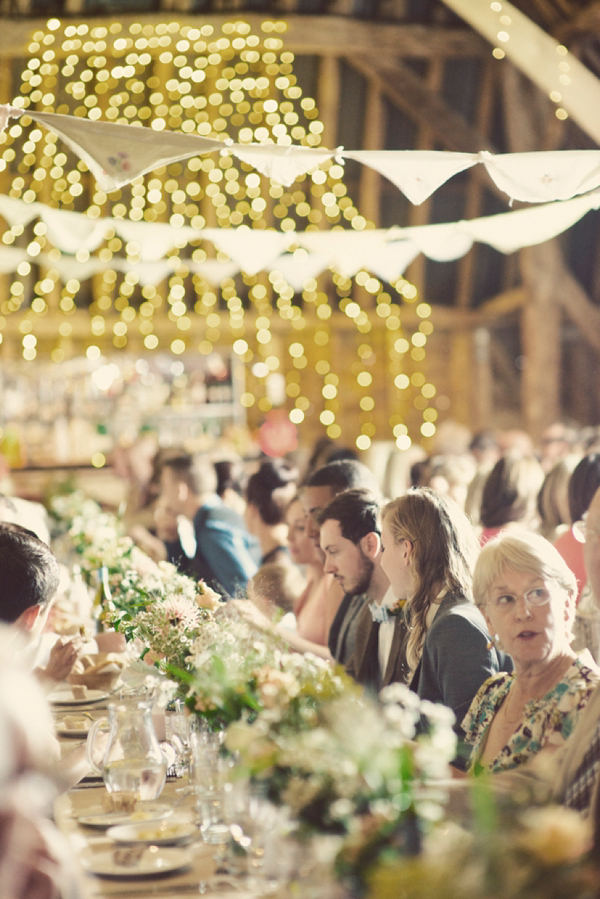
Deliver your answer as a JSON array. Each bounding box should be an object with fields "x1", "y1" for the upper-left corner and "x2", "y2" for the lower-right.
[
  {"x1": 488, "y1": 586, "x2": 551, "y2": 613},
  {"x1": 573, "y1": 519, "x2": 600, "y2": 543}
]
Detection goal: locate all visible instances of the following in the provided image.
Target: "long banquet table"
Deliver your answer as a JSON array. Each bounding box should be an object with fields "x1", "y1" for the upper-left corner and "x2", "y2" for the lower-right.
[{"x1": 53, "y1": 699, "x2": 256, "y2": 899}]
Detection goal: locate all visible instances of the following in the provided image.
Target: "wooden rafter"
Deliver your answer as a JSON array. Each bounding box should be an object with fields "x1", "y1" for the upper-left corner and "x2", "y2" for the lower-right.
[
  {"x1": 349, "y1": 56, "x2": 496, "y2": 155},
  {"x1": 0, "y1": 16, "x2": 487, "y2": 59}
]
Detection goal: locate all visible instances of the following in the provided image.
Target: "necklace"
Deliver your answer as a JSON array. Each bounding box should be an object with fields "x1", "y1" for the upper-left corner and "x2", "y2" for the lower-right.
[{"x1": 502, "y1": 685, "x2": 524, "y2": 725}]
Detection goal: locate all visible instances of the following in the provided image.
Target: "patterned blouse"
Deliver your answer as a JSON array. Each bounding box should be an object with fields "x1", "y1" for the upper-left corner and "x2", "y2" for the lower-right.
[{"x1": 462, "y1": 654, "x2": 600, "y2": 773}]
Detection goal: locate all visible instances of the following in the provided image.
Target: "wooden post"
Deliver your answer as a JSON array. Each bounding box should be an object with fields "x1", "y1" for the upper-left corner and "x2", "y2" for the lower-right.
[
  {"x1": 501, "y1": 65, "x2": 564, "y2": 441},
  {"x1": 519, "y1": 243, "x2": 564, "y2": 433},
  {"x1": 472, "y1": 327, "x2": 493, "y2": 430}
]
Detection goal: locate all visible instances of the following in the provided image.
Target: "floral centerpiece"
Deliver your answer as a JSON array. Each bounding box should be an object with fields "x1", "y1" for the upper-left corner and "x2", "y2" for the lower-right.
[
  {"x1": 227, "y1": 681, "x2": 457, "y2": 895},
  {"x1": 48, "y1": 488, "x2": 104, "y2": 538},
  {"x1": 366, "y1": 788, "x2": 597, "y2": 899},
  {"x1": 172, "y1": 612, "x2": 344, "y2": 731},
  {"x1": 49, "y1": 488, "x2": 135, "y2": 590}
]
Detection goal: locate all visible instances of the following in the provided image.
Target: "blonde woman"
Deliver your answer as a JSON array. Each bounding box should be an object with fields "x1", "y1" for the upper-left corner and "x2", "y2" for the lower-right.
[
  {"x1": 463, "y1": 530, "x2": 600, "y2": 773},
  {"x1": 380, "y1": 487, "x2": 511, "y2": 766}
]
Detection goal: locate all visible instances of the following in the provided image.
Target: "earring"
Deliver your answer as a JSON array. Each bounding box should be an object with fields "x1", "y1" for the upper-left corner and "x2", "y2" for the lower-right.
[{"x1": 486, "y1": 634, "x2": 500, "y2": 650}]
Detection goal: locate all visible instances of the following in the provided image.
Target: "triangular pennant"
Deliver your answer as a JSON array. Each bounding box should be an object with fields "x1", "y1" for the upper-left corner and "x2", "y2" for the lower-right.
[
  {"x1": 368, "y1": 240, "x2": 421, "y2": 282},
  {"x1": 0, "y1": 245, "x2": 28, "y2": 273},
  {"x1": 269, "y1": 249, "x2": 330, "y2": 290},
  {"x1": 41, "y1": 206, "x2": 109, "y2": 254},
  {"x1": 0, "y1": 194, "x2": 41, "y2": 228},
  {"x1": 28, "y1": 111, "x2": 224, "y2": 192},
  {"x1": 481, "y1": 150, "x2": 600, "y2": 203},
  {"x1": 402, "y1": 221, "x2": 473, "y2": 261},
  {"x1": 230, "y1": 143, "x2": 336, "y2": 186},
  {"x1": 296, "y1": 229, "x2": 391, "y2": 278},
  {"x1": 44, "y1": 254, "x2": 110, "y2": 282},
  {"x1": 202, "y1": 227, "x2": 292, "y2": 275},
  {"x1": 343, "y1": 150, "x2": 478, "y2": 205},
  {"x1": 187, "y1": 259, "x2": 240, "y2": 284},
  {"x1": 120, "y1": 259, "x2": 176, "y2": 287},
  {"x1": 465, "y1": 190, "x2": 600, "y2": 253},
  {"x1": 114, "y1": 220, "x2": 198, "y2": 263}
]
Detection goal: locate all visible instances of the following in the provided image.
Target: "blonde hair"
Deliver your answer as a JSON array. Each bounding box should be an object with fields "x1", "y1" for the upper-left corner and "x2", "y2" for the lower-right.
[
  {"x1": 382, "y1": 487, "x2": 480, "y2": 673},
  {"x1": 473, "y1": 529, "x2": 577, "y2": 609}
]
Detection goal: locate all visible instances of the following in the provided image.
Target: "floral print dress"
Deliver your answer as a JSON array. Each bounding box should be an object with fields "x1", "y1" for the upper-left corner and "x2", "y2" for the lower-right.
[{"x1": 462, "y1": 654, "x2": 600, "y2": 772}]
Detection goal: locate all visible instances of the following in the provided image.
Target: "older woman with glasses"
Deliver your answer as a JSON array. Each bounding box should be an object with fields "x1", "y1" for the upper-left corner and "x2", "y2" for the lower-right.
[{"x1": 463, "y1": 530, "x2": 600, "y2": 773}]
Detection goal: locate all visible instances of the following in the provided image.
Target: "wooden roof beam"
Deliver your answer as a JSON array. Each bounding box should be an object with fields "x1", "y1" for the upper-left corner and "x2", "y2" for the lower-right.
[
  {"x1": 0, "y1": 16, "x2": 487, "y2": 59},
  {"x1": 350, "y1": 55, "x2": 496, "y2": 155}
]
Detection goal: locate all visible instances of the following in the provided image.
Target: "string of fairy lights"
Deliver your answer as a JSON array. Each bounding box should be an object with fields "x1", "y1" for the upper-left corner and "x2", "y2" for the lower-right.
[
  {"x1": 0, "y1": 16, "x2": 440, "y2": 452},
  {"x1": 489, "y1": 1, "x2": 570, "y2": 122}
]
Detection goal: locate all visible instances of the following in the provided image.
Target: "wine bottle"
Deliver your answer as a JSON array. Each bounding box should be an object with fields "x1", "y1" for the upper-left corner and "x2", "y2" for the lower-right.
[{"x1": 93, "y1": 565, "x2": 112, "y2": 634}]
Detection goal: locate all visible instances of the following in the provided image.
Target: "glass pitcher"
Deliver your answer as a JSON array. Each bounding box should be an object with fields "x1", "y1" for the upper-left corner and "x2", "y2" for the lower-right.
[{"x1": 86, "y1": 696, "x2": 167, "y2": 801}]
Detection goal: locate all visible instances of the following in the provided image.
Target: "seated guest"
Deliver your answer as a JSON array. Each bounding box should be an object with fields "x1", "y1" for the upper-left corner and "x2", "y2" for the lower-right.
[
  {"x1": 536, "y1": 455, "x2": 580, "y2": 543},
  {"x1": 245, "y1": 459, "x2": 297, "y2": 567},
  {"x1": 159, "y1": 451, "x2": 258, "y2": 597},
  {"x1": 303, "y1": 460, "x2": 381, "y2": 666},
  {"x1": 479, "y1": 452, "x2": 545, "y2": 544},
  {"x1": 554, "y1": 485, "x2": 600, "y2": 813},
  {"x1": 0, "y1": 625, "x2": 80, "y2": 899},
  {"x1": 233, "y1": 460, "x2": 378, "y2": 662},
  {"x1": 554, "y1": 452, "x2": 600, "y2": 604},
  {"x1": 0, "y1": 525, "x2": 103, "y2": 790},
  {"x1": 489, "y1": 488, "x2": 600, "y2": 819},
  {"x1": 463, "y1": 530, "x2": 600, "y2": 773},
  {"x1": 287, "y1": 495, "x2": 340, "y2": 647},
  {"x1": 417, "y1": 454, "x2": 476, "y2": 512},
  {"x1": 215, "y1": 457, "x2": 248, "y2": 518},
  {"x1": 319, "y1": 488, "x2": 410, "y2": 692},
  {"x1": 231, "y1": 494, "x2": 342, "y2": 661},
  {"x1": 538, "y1": 420, "x2": 579, "y2": 473},
  {"x1": 0, "y1": 523, "x2": 78, "y2": 684},
  {"x1": 114, "y1": 431, "x2": 159, "y2": 534},
  {"x1": 380, "y1": 488, "x2": 511, "y2": 762}
]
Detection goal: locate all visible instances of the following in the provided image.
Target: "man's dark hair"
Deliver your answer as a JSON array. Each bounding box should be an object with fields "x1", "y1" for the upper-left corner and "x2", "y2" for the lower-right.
[
  {"x1": 0, "y1": 523, "x2": 60, "y2": 622},
  {"x1": 304, "y1": 460, "x2": 381, "y2": 497},
  {"x1": 162, "y1": 451, "x2": 218, "y2": 496},
  {"x1": 317, "y1": 488, "x2": 382, "y2": 544}
]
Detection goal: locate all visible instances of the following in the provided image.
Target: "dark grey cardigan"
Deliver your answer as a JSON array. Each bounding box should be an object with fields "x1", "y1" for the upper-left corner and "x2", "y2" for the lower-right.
[{"x1": 409, "y1": 592, "x2": 512, "y2": 767}]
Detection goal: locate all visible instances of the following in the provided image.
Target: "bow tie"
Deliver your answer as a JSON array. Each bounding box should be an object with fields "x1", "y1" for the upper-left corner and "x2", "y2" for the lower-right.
[{"x1": 369, "y1": 603, "x2": 392, "y2": 624}]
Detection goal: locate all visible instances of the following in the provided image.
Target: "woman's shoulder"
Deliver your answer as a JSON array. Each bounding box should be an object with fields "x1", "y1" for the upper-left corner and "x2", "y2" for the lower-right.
[
  {"x1": 559, "y1": 654, "x2": 600, "y2": 694},
  {"x1": 473, "y1": 670, "x2": 512, "y2": 703},
  {"x1": 462, "y1": 672, "x2": 512, "y2": 739},
  {"x1": 430, "y1": 594, "x2": 487, "y2": 632}
]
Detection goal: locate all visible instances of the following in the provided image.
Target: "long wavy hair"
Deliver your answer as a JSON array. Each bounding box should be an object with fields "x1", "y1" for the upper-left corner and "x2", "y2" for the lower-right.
[{"x1": 382, "y1": 487, "x2": 480, "y2": 673}]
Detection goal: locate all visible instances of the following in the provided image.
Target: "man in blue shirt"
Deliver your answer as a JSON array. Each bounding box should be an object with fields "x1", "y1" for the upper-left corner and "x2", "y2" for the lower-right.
[{"x1": 159, "y1": 452, "x2": 258, "y2": 598}]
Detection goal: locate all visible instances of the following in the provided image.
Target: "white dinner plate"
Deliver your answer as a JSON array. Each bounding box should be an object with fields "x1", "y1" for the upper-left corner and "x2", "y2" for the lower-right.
[
  {"x1": 55, "y1": 718, "x2": 92, "y2": 738},
  {"x1": 107, "y1": 820, "x2": 197, "y2": 846},
  {"x1": 80, "y1": 845, "x2": 191, "y2": 878},
  {"x1": 77, "y1": 802, "x2": 172, "y2": 829},
  {"x1": 49, "y1": 688, "x2": 109, "y2": 706}
]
